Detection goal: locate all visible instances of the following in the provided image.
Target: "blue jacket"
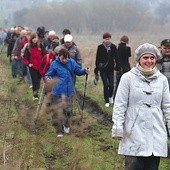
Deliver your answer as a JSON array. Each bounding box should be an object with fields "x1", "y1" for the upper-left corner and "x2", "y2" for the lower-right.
[{"x1": 44, "y1": 56, "x2": 86, "y2": 97}]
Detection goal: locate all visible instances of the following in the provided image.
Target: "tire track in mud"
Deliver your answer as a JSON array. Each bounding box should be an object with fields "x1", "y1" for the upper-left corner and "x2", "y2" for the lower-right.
[
  {"x1": 75, "y1": 91, "x2": 112, "y2": 126},
  {"x1": 11, "y1": 87, "x2": 113, "y2": 169}
]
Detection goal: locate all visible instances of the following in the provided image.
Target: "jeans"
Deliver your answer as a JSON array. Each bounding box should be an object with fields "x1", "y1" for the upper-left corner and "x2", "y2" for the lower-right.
[
  {"x1": 11, "y1": 59, "x2": 18, "y2": 77},
  {"x1": 125, "y1": 155, "x2": 160, "y2": 170},
  {"x1": 100, "y1": 70, "x2": 114, "y2": 103},
  {"x1": 17, "y1": 59, "x2": 26, "y2": 82}
]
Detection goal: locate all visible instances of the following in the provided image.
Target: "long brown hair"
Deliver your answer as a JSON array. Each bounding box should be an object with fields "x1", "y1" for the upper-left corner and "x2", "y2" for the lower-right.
[{"x1": 28, "y1": 32, "x2": 41, "y2": 52}]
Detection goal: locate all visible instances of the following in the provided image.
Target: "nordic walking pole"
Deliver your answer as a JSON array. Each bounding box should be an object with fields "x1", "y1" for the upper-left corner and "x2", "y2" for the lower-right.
[
  {"x1": 34, "y1": 83, "x2": 45, "y2": 124},
  {"x1": 81, "y1": 68, "x2": 89, "y2": 120}
]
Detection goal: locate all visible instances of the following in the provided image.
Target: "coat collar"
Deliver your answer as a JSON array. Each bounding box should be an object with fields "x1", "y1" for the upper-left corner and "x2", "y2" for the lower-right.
[{"x1": 130, "y1": 67, "x2": 161, "y2": 82}]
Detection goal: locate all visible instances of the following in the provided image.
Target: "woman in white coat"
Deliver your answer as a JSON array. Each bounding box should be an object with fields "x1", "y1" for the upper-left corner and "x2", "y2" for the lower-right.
[{"x1": 112, "y1": 43, "x2": 170, "y2": 170}]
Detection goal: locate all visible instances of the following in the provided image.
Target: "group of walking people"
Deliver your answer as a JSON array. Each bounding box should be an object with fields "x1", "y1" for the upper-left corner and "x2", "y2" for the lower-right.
[
  {"x1": 4, "y1": 25, "x2": 89, "y2": 138},
  {"x1": 3, "y1": 26, "x2": 170, "y2": 169},
  {"x1": 94, "y1": 33, "x2": 131, "y2": 107}
]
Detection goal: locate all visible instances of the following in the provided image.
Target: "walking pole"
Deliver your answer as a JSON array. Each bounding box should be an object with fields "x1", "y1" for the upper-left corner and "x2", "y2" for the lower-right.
[
  {"x1": 34, "y1": 83, "x2": 45, "y2": 124},
  {"x1": 81, "y1": 70, "x2": 89, "y2": 120}
]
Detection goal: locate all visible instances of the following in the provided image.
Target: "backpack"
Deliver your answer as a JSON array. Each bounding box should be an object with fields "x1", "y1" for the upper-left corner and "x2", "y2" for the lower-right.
[
  {"x1": 40, "y1": 52, "x2": 55, "y2": 80},
  {"x1": 21, "y1": 43, "x2": 28, "y2": 58}
]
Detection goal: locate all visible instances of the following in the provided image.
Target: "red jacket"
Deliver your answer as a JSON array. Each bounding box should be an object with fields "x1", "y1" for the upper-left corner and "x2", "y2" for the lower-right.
[{"x1": 23, "y1": 44, "x2": 46, "y2": 71}]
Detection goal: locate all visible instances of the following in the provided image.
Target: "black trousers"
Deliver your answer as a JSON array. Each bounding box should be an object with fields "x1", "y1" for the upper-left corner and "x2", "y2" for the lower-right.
[
  {"x1": 125, "y1": 155, "x2": 160, "y2": 170},
  {"x1": 29, "y1": 67, "x2": 41, "y2": 95},
  {"x1": 100, "y1": 70, "x2": 114, "y2": 103}
]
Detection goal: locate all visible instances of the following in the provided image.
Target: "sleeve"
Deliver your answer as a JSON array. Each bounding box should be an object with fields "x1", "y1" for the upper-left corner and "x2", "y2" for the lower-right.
[
  {"x1": 127, "y1": 46, "x2": 131, "y2": 58},
  {"x1": 94, "y1": 46, "x2": 100, "y2": 74},
  {"x1": 22, "y1": 48, "x2": 30, "y2": 66},
  {"x1": 12, "y1": 38, "x2": 20, "y2": 56},
  {"x1": 162, "y1": 77, "x2": 170, "y2": 135},
  {"x1": 112, "y1": 73, "x2": 130, "y2": 138},
  {"x1": 75, "y1": 47, "x2": 82, "y2": 67},
  {"x1": 44, "y1": 61, "x2": 56, "y2": 81},
  {"x1": 114, "y1": 46, "x2": 121, "y2": 71},
  {"x1": 71, "y1": 59, "x2": 86, "y2": 76}
]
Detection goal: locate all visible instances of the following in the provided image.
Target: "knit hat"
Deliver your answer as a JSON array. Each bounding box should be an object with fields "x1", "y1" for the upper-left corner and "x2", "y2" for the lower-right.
[
  {"x1": 134, "y1": 43, "x2": 161, "y2": 61},
  {"x1": 64, "y1": 34, "x2": 73, "y2": 42}
]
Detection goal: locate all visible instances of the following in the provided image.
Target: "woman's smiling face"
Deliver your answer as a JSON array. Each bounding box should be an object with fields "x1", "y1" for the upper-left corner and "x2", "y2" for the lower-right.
[{"x1": 139, "y1": 54, "x2": 156, "y2": 70}]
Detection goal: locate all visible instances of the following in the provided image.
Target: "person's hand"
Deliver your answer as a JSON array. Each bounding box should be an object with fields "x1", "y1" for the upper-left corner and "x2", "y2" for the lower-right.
[
  {"x1": 85, "y1": 67, "x2": 90, "y2": 74},
  {"x1": 11, "y1": 56, "x2": 15, "y2": 60},
  {"x1": 14, "y1": 55, "x2": 18, "y2": 59},
  {"x1": 28, "y1": 63, "x2": 33, "y2": 67},
  {"x1": 44, "y1": 78, "x2": 57, "y2": 93}
]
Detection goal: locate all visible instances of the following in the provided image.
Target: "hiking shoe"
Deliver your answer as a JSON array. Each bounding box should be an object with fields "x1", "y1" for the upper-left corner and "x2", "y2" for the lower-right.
[
  {"x1": 64, "y1": 126, "x2": 70, "y2": 134},
  {"x1": 105, "y1": 103, "x2": 110, "y2": 107},
  {"x1": 57, "y1": 133, "x2": 64, "y2": 137},
  {"x1": 33, "y1": 96, "x2": 39, "y2": 101},
  {"x1": 109, "y1": 97, "x2": 113, "y2": 104}
]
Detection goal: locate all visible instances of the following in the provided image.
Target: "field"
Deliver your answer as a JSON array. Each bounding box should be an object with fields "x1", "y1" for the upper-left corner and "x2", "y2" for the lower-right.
[{"x1": 0, "y1": 34, "x2": 170, "y2": 170}]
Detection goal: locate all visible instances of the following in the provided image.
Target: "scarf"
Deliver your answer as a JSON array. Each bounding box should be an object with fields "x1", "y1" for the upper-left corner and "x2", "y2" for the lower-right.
[
  {"x1": 136, "y1": 63, "x2": 157, "y2": 77},
  {"x1": 103, "y1": 42, "x2": 111, "y2": 53}
]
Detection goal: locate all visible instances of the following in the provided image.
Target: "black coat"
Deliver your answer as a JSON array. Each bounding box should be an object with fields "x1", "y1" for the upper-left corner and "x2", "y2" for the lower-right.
[
  {"x1": 94, "y1": 43, "x2": 120, "y2": 74},
  {"x1": 118, "y1": 42, "x2": 131, "y2": 73}
]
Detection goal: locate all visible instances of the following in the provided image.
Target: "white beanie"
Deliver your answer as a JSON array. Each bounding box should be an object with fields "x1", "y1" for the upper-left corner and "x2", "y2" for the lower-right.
[
  {"x1": 64, "y1": 34, "x2": 73, "y2": 42},
  {"x1": 134, "y1": 43, "x2": 161, "y2": 61},
  {"x1": 49, "y1": 30, "x2": 56, "y2": 36}
]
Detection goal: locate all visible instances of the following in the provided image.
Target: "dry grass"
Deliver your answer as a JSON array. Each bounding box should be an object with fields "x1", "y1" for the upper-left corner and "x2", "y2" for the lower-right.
[{"x1": 75, "y1": 33, "x2": 170, "y2": 71}]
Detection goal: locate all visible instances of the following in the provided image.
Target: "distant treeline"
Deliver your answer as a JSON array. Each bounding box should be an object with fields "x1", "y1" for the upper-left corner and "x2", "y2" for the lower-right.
[{"x1": 12, "y1": 0, "x2": 170, "y2": 34}]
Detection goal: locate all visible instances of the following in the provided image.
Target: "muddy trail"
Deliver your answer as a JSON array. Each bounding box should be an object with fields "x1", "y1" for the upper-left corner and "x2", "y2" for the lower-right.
[
  {"x1": 4, "y1": 78, "x2": 114, "y2": 169},
  {"x1": 11, "y1": 90, "x2": 113, "y2": 169}
]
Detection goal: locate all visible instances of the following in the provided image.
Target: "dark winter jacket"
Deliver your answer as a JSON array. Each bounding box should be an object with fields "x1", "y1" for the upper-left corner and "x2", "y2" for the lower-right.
[
  {"x1": 118, "y1": 42, "x2": 131, "y2": 73},
  {"x1": 6, "y1": 33, "x2": 18, "y2": 57},
  {"x1": 94, "y1": 43, "x2": 120, "y2": 74}
]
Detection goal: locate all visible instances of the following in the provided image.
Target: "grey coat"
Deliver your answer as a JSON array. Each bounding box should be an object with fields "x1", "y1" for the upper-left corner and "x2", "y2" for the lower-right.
[{"x1": 112, "y1": 67, "x2": 170, "y2": 157}]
